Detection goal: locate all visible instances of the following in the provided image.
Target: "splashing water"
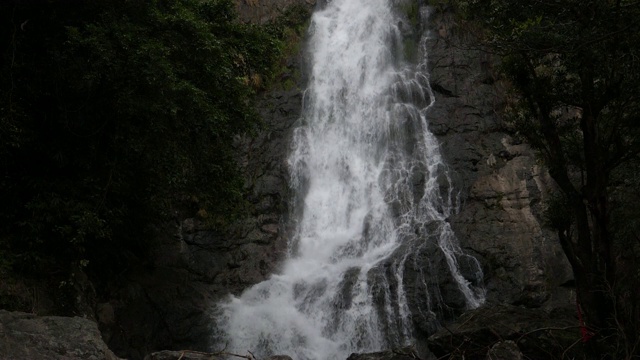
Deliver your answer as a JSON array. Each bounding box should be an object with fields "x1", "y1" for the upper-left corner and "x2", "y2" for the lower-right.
[{"x1": 217, "y1": 1, "x2": 484, "y2": 359}]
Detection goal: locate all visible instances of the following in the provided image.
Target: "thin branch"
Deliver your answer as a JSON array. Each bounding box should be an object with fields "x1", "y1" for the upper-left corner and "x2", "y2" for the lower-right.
[{"x1": 561, "y1": 337, "x2": 584, "y2": 359}]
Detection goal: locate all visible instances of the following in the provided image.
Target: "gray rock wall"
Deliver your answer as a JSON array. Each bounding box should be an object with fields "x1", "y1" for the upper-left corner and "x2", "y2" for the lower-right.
[{"x1": 424, "y1": 9, "x2": 573, "y2": 309}]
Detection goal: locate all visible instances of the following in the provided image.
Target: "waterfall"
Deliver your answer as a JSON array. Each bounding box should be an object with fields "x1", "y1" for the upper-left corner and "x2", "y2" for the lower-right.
[{"x1": 216, "y1": 1, "x2": 484, "y2": 359}]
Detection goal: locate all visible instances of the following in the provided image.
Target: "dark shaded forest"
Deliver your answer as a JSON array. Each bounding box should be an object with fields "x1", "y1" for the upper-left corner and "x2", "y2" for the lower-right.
[{"x1": 0, "y1": 0, "x2": 305, "y2": 297}]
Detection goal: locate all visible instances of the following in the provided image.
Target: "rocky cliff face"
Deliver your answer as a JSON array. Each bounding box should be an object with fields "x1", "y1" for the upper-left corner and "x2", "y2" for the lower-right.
[
  {"x1": 360, "y1": 8, "x2": 576, "y2": 357},
  {"x1": 416, "y1": 7, "x2": 578, "y2": 358},
  {"x1": 424, "y1": 8, "x2": 573, "y2": 311}
]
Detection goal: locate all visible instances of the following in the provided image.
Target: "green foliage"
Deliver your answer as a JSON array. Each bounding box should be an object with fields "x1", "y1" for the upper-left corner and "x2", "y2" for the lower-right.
[
  {"x1": 400, "y1": 1, "x2": 421, "y2": 29},
  {"x1": 269, "y1": 3, "x2": 312, "y2": 36},
  {"x1": 403, "y1": 38, "x2": 418, "y2": 63},
  {"x1": 394, "y1": 1, "x2": 423, "y2": 64},
  {"x1": 0, "y1": 0, "x2": 287, "y2": 278},
  {"x1": 263, "y1": 4, "x2": 312, "y2": 90}
]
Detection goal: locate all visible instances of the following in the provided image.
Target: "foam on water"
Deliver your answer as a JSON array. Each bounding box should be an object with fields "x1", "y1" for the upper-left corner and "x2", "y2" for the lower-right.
[{"x1": 216, "y1": 1, "x2": 484, "y2": 359}]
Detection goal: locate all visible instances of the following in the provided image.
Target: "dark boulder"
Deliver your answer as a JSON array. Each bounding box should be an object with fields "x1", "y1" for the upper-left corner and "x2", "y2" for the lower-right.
[
  {"x1": 486, "y1": 341, "x2": 522, "y2": 360},
  {"x1": 0, "y1": 310, "x2": 121, "y2": 360}
]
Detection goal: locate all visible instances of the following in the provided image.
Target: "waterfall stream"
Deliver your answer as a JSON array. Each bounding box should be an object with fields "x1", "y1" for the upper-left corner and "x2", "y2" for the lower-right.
[{"x1": 217, "y1": 1, "x2": 484, "y2": 359}]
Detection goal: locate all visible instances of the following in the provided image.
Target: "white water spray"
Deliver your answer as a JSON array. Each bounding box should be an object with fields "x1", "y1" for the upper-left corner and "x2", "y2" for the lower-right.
[{"x1": 217, "y1": 1, "x2": 484, "y2": 359}]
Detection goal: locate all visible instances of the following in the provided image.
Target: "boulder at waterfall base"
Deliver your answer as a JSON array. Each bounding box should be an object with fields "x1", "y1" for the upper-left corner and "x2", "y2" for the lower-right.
[{"x1": 0, "y1": 310, "x2": 120, "y2": 360}]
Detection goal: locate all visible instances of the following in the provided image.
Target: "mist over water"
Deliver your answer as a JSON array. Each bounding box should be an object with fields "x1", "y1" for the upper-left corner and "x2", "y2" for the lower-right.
[{"x1": 217, "y1": 1, "x2": 484, "y2": 359}]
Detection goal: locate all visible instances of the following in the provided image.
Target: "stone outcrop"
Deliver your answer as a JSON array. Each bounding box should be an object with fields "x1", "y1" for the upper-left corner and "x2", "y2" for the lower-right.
[
  {"x1": 424, "y1": 8, "x2": 573, "y2": 310},
  {"x1": 486, "y1": 341, "x2": 523, "y2": 360},
  {"x1": 400, "y1": 6, "x2": 582, "y2": 358},
  {"x1": 0, "y1": 310, "x2": 121, "y2": 360},
  {"x1": 235, "y1": 0, "x2": 316, "y2": 23}
]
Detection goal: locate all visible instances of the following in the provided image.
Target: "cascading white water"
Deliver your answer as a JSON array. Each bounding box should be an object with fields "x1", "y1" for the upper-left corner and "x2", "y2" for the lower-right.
[{"x1": 217, "y1": 1, "x2": 484, "y2": 359}]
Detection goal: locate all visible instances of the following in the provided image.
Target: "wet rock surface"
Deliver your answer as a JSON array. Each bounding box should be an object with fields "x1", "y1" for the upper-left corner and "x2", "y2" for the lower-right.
[
  {"x1": 372, "y1": 7, "x2": 576, "y2": 356},
  {"x1": 0, "y1": 310, "x2": 121, "y2": 360},
  {"x1": 425, "y1": 9, "x2": 573, "y2": 310}
]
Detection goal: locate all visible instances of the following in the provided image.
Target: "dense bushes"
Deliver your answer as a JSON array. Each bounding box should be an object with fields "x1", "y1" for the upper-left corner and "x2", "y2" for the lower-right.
[{"x1": 0, "y1": 0, "x2": 304, "y2": 282}]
